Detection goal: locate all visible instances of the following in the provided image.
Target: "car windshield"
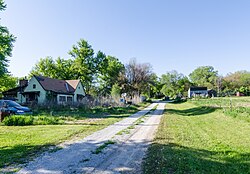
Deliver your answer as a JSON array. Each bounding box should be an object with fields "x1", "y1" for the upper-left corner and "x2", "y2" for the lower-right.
[{"x1": 6, "y1": 101, "x2": 22, "y2": 107}]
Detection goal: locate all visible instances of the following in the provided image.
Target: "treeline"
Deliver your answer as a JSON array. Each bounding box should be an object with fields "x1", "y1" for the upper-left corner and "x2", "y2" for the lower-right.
[
  {"x1": 1, "y1": 38, "x2": 250, "y2": 99},
  {"x1": 0, "y1": 1, "x2": 249, "y2": 99},
  {"x1": 160, "y1": 67, "x2": 250, "y2": 98},
  {"x1": 28, "y1": 39, "x2": 154, "y2": 97}
]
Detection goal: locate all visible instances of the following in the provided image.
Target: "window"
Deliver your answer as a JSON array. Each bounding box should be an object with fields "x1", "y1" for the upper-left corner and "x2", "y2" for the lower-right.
[
  {"x1": 59, "y1": 96, "x2": 66, "y2": 102},
  {"x1": 33, "y1": 84, "x2": 36, "y2": 89},
  {"x1": 67, "y1": 96, "x2": 73, "y2": 103}
]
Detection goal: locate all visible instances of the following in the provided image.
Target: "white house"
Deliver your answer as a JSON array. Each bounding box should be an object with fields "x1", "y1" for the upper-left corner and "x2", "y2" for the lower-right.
[
  {"x1": 3, "y1": 76, "x2": 85, "y2": 104},
  {"x1": 188, "y1": 87, "x2": 208, "y2": 98},
  {"x1": 23, "y1": 76, "x2": 85, "y2": 104}
]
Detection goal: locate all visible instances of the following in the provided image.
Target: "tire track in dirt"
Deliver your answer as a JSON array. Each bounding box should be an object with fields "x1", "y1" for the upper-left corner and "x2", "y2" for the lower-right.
[{"x1": 17, "y1": 103, "x2": 159, "y2": 174}]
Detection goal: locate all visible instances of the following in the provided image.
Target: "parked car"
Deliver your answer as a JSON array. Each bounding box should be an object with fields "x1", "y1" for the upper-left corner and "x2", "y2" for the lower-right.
[{"x1": 0, "y1": 100, "x2": 32, "y2": 115}]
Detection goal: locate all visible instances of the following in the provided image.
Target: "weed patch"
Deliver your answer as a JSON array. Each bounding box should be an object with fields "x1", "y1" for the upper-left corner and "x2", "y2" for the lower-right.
[{"x1": 92, "y1": 140, "x2": 115, "y2": 154}]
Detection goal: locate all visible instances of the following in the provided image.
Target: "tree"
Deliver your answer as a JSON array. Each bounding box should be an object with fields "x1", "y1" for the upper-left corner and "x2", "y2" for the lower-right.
[
  {"x1": 121, "y1": 58, "x2": 153, "y2": 96},
  {"x1": 98, "y1": 56, "x2": 125, "y2": 95},
  {"x1": 111, "y1": 83, "x2": 121, "y2": 99},
  {"x1": 222, "y1": 70, "x2": 250, "y2": 95},
  {"x1": 29, "y1": 57, "x2": 57, "y2": 78},
  {"x1": 0, "y1": 0, "x2": 15, "y2": 77},
  {"x1": 69, "y1": 39, "x2": 106, "y2": 94},
  {"x1": 29, "y1": 56, "x2": 77, "y2": 80},
  {"x1": 0, "y1": 74, "x2": 17, "y2": 97},
  {"x1": 160, "y1": 70, "x2": 191, "y2": 98},
  {"x1": 54, "y1": 57, "x2": 75, "y2": 80},
  {"x1": 189, "y1": 66, "x2": 218, "y2": 89}
]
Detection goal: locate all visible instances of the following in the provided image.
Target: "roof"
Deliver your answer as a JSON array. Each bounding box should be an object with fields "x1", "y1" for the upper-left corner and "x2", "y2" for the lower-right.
[
  {"x1": 2, "y1": 84, "x2": 28, "y2": 95},
  {"x1": 66, "y1": 80, "x2": 80, "y2": 89},
  {"x1": 189, "y1": 86, "x2": 207, "y2": 91},
  {"x1": 34, "y1": 76, "x2": 81, "y2": 94}
]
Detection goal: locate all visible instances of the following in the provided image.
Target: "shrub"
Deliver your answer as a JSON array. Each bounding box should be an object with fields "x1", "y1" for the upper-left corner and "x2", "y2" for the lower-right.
[
  {"x1": 33, "y1": 116, "x2": 64, "y2": 125},
  {"x1": 3, "y1": 115, "x2": 64, "y2": 126},
  {"x1": 3, "y1": 116, "x2": 34, "y2": 126}
]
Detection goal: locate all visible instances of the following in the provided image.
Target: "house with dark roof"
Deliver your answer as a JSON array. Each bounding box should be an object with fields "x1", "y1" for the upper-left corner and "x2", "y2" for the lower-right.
[
  {"x1": 23, "y1": 76, "x2": 85, "y2": 104},
  {"x1": 188, "y1": 87, "x2": 208, "y2": 98},
  {"x1": 4, "y1": 76, "x2": 85, "y2": 104},
  {"x1": 2, "y1": 79, "x2": 28, "y2": 103}
]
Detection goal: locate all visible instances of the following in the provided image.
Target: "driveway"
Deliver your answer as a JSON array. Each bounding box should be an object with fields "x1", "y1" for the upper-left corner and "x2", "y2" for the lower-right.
[{"x1": 17, "y1": 102, "x2": 166, "y2": 174}]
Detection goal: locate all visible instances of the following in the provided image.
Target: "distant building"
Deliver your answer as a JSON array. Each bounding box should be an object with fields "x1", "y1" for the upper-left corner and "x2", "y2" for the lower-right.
[{"x1": 188, "y1": 87, "x2": 208, "y2": 98}]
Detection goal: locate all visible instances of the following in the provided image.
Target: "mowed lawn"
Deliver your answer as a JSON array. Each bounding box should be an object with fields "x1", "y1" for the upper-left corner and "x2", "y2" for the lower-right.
[
  {"x1": 0, "y1": 118, "x2": 120, "y2": 168},
  {"x1": 144, "y1": 102, "x2": 250, "y2": 174}
]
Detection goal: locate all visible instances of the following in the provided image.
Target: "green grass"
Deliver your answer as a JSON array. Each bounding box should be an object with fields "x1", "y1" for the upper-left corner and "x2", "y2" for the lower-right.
[
  {"x1": 92, "y1": 140, "x2": 115, "y2": 154},
  {"x1": 0, "y1": 103, "x2": 150, "y2": 169},
  {"x1": 190, "y1": 97, "x2": 250, "y2": 122},
  {"x1": 143, "y1": 102, "x2": 250, "y2": 174}
]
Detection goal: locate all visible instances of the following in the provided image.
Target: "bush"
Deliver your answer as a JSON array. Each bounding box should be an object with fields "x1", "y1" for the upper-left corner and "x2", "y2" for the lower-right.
[
  {"x1": 3, "y1": 115, "x2": 64, "y2": 126},
  {"x1": 33, "y1": 116, "x2": 64, "y2": 125},
  {"x1": 3, "y1": 116, "x2": 34, "y2": 126}
]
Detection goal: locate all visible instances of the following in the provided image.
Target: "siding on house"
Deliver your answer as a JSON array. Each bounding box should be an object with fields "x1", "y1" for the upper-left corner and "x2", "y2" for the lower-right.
[
  {"x1": 188, "y1": 87, "x2": 208, "y2": 98},
  {"x1": 24, "y1": 76, "x2": 47, "y2": 103},
  {"x1": 3, "y1": 76, "x2": 86, "y2": 104},
  {"x1": 17, "y1": 92, "x2": 26, "y2": 103},
  {"x1": 73, "y1": 82, "x2": 85, "y2": 102}
]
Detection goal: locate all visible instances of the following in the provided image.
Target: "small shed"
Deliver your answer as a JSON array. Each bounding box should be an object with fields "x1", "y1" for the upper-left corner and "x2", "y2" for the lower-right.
[{"x1": 188, "y1": 87, "x2": 208, "y2": 98}]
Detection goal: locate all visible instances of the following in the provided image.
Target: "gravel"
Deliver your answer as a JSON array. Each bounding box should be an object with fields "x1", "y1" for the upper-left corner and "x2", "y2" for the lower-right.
[{"x1": 17, "y1": 102, "x2": 165, "y2": 174}]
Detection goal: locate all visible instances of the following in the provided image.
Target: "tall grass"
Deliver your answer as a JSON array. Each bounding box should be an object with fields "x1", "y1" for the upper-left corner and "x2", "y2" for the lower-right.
[{"x1": 190, "y1": 97, "x2": 250, "y2": 122}]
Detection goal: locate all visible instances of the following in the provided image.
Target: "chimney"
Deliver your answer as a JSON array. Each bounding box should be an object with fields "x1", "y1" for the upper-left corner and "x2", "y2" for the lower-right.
[{"x1": 19, "y1": 79, "x2": 28, "y2": 87}]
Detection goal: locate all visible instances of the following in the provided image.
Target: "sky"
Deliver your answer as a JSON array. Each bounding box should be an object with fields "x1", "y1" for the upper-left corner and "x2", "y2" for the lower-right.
[{"x1": 1, "y1": 0, "x2": 250, "y2": 78}]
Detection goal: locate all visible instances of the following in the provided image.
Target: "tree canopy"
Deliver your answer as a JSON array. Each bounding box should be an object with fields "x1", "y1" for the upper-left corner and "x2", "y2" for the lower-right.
[
  {"x1": 161, "y1": 70, "x2": 191, "y2": 98},
  {"x1": 0, "y1": 0, "x2": 15, "y2": 77},
  {"x1": 189, "y1": 66, "x2": 218, "y2": 89}
]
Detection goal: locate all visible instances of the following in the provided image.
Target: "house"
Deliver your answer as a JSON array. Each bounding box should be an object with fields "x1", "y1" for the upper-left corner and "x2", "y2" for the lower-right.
[
  {"x1": 188, "y1": 87, "x2": 208, "y2": 98},
  {"x1": 2, "y1": 79, "x2": 28, "y2": 103},
  {"x1": 3, "y1": 76, "x2": 85, "y2": 104}
]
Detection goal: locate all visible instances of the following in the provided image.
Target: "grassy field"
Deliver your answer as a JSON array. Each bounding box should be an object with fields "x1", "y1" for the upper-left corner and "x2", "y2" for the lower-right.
[
  {"x1": 191, "y1": 97, "x2": 250, "y2": 122},
  {"x1": 143, "y1": 101, "x2": 250, "y2": 174},
  {"x1": 0, "y1": 103, "x2": 148, "y2": 169}
]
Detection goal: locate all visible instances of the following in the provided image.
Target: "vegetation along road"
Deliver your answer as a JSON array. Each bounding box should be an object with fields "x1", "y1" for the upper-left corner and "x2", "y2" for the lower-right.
[
  {"x1": 143, "y1": 99, "x2": 250, "y2": 174},
  {"x1": 17, "y1": 102, "x2": 166, "y2": 174}
]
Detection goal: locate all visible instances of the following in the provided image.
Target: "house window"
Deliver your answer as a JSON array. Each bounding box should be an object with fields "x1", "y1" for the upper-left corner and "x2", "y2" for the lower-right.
[
  {"x1": 67, "y1": 96, "x2": 73, "y2": 103},
  {"x1": 33, "y1": 84, "x2": 36, "y2": 89},
  {"x1": 59, "y1": 96, "x2": 66, "y2": 102}
]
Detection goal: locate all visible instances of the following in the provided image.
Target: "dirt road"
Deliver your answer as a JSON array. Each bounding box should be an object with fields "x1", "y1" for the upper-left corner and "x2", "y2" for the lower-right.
[{"x1": 17, "y1": 102, "x2": 166, "y2": 174}]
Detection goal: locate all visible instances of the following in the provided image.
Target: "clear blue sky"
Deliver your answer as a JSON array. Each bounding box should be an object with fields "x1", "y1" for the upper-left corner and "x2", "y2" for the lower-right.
[{"x1": 2, "y1": 0, "x2": 250, "y2": 78}]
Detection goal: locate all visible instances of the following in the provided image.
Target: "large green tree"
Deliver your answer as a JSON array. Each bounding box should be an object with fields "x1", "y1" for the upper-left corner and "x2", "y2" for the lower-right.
[
  {"x1": 29, "y1": 56, "x2": 76, "y2": 80},
  {"x1": 0, "y1": 0, "x2": 15, "y2": 77},
  {"x1": 161, "y1": 70, "x2": 191, "y2": 98},
  {"x1": 69, "y1": 39, "x2": 106, "y2": 93},
  {"x1": 98, "y1": 55, "x2": 124, "y2": 95},
  {"x1": 30, "y1": 57, "x2": 57, "y2": 78},
  {"x1": 189, "y1": 66, "x2": 218, "y2": 89},
  {"x1": 0, "y1": 74, "x2": 17, "y2": 97}
]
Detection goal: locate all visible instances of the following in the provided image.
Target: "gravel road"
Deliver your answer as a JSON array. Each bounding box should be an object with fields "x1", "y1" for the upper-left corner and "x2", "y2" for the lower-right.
[{"x1": 17, "y1": 102, "x2": 166, "y2": 174}]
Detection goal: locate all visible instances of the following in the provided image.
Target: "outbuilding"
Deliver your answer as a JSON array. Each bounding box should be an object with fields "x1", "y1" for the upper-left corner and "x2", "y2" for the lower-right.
[{"x1": 188, "y1": 87, "x2": 208, "y2": 98}]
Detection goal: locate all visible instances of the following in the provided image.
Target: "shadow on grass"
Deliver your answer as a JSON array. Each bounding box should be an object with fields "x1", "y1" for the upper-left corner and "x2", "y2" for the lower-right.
[
  {"x1": 143, "y1": 142, "x2": 250, "y2": 174},
  {"x1": 166, "y1": 106, "x2": 219, "y2": 116},
  {"x1": 171, "y1": 99, "x2": 187, "y2": 104},
  {"x1": 1, "y1": 139, "x2": 249, "y2": 174},
  {"x1": 0, "y1": 144, "x2": 54, "y2": 169}
]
